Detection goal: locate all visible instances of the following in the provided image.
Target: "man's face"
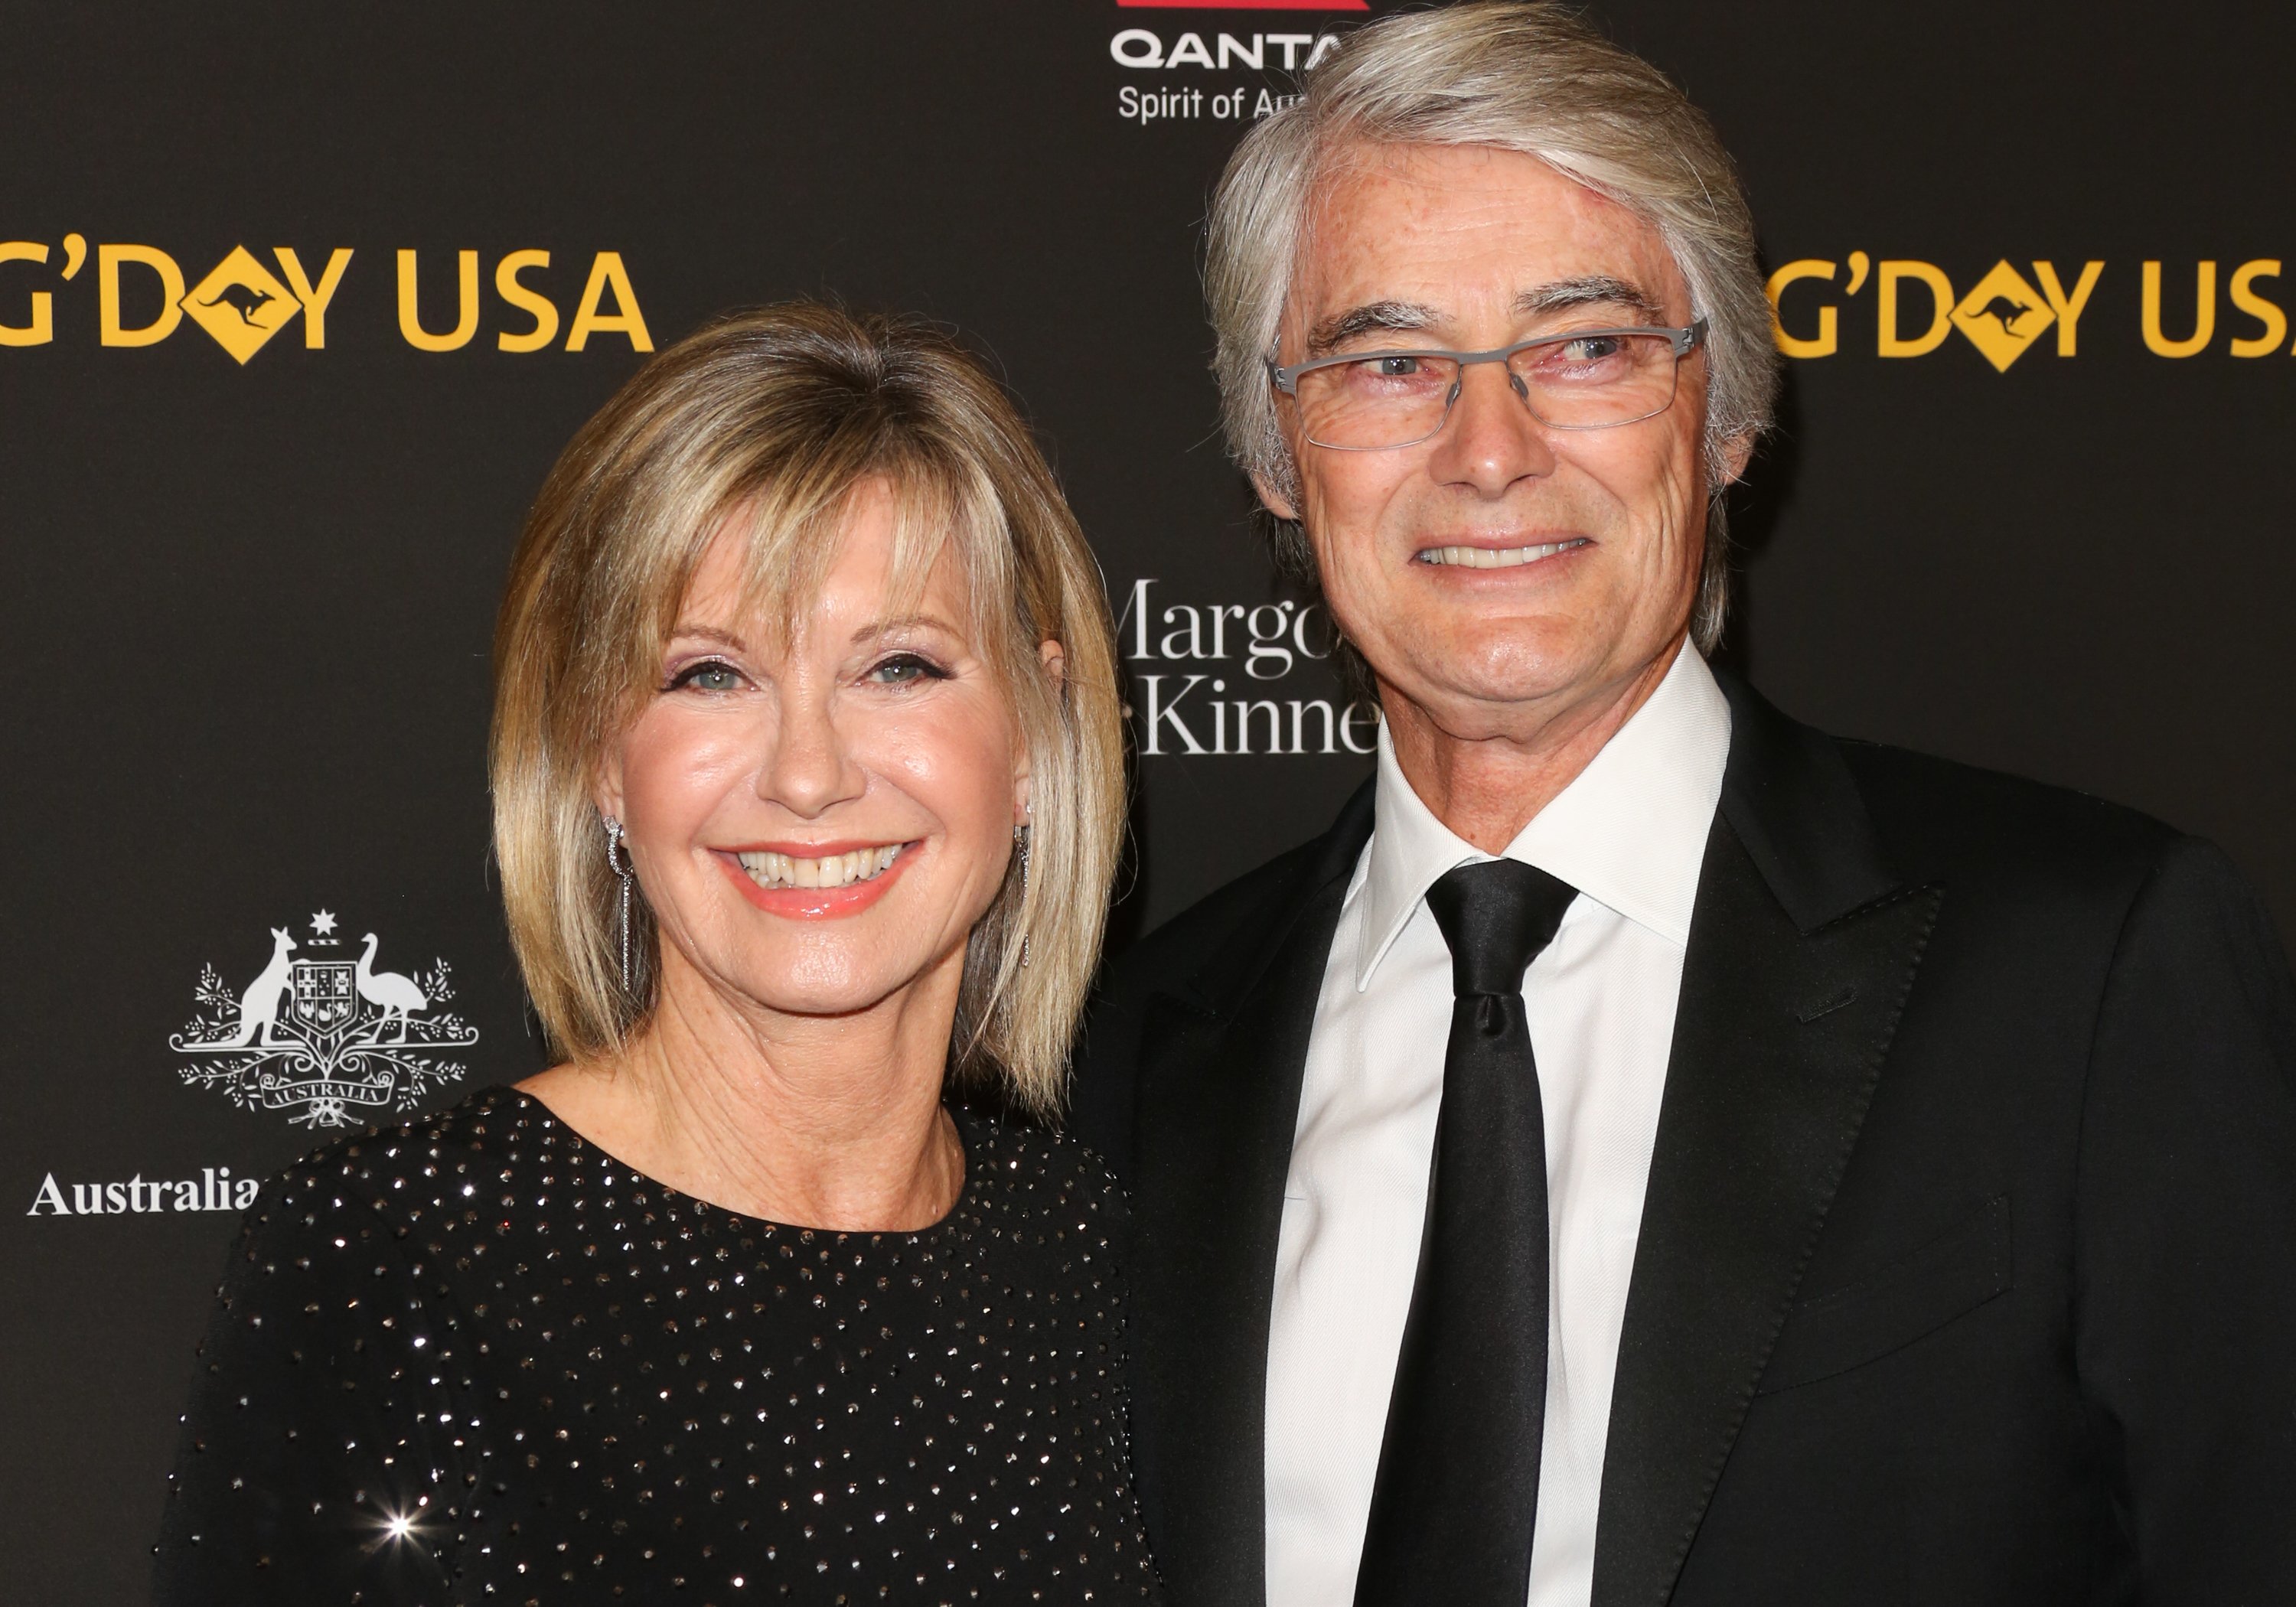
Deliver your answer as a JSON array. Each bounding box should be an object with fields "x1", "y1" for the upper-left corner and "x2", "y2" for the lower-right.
[{"x1": 1264, "y1": 142, "x2": 1743, "y2": 738}]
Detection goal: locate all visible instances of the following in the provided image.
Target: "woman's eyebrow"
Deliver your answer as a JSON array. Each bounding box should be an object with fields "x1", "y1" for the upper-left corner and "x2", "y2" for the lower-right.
[
  {"x1": 850, "y1": 614, "x2": 961, "y2": 645},
  {"x1": 667, "y1": 624, "x2": 749, "y2": 652}
]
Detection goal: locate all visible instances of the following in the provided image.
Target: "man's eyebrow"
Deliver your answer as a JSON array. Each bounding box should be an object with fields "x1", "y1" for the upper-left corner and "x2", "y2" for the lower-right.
[
  {"x1": 1514, "y1": 275, "x2": 1668, "y2": 324},
  {"x1": 1304, "y1": 300, "x2": 1442, "y2": 357},
  {"x1": 1300, "y1": 279, "x2": 1670, "y2": 360}
]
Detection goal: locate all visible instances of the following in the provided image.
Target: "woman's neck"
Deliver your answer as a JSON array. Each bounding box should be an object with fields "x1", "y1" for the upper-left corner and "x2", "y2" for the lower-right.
[{"x1": 519, "y1": 949, "x2": 967, "y2": 1232}]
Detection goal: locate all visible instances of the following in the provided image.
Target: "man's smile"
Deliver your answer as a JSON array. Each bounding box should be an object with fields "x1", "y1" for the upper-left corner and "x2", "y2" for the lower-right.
[{"x1": 1414, "y1": 536, "x2": 1592, "y2": 568}]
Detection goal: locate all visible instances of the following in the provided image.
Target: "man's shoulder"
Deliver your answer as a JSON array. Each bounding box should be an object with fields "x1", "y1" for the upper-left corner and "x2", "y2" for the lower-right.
[
  {"x1": 1791, "y1": 725, "x2": 2241, "y2": 960},
  {"x1": 1721, "y1": 670, "x2": 2183, "y2": 896},
  {"x1": 1822, "y1": 729, "x2": 2188, "y2": 906}
]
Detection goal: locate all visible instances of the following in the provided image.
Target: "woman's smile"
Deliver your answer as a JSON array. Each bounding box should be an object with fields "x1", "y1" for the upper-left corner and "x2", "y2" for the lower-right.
[{"x1": 716, "y1": 839, "x2": 918, "y2": 918}]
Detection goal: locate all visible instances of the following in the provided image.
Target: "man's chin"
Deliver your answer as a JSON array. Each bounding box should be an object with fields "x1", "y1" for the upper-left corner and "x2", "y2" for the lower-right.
[{"x1": 1379, "y1": 650, "x2": 1599, "y2": 724}]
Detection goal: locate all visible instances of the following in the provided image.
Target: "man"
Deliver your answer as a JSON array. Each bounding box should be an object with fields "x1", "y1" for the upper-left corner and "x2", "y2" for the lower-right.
[{"x1": 1074, "y1": 6, "x2": 2296, "y2": 1605}]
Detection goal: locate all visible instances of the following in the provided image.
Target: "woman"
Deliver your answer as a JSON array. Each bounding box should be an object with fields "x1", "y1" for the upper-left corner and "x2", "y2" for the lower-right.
[{"x1": 154, "y1": 304, "x2": 1152, "y2": 1603}]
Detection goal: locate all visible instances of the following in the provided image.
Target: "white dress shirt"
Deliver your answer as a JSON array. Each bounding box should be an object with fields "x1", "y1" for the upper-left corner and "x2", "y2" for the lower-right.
[{"x1": 1264, "y1": 643, "x2": 1732, "y2": 1607}]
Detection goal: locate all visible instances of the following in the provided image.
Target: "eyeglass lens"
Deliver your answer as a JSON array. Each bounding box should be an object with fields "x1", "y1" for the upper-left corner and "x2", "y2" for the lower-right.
[{"x1": 1293, "y1": 331, "x2": 1684, "y2": 450}]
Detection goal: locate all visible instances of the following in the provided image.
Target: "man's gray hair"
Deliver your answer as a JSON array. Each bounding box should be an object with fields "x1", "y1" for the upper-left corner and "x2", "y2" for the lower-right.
[{"x1": 1205, "y1": 1, "x2": 1779, "y2": 651}]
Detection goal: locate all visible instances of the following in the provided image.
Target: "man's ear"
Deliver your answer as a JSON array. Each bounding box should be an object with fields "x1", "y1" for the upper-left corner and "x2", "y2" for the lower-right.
[
  {"x1": 1249, "y1": 470, "x2": 1301, "y2": 523},
  {"x1": 1716, "y1": 432, "x2": 1756, "y2": 487}
]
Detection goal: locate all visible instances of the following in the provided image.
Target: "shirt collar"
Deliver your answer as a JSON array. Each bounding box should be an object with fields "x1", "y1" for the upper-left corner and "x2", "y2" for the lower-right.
[{"x1": 1355, "y1": 641, "x2": 1733, "y2": 989}]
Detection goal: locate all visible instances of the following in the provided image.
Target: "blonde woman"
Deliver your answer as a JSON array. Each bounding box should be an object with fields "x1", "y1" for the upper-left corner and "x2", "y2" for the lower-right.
[{"x1": 155, "y1": 305, "x2": 1156, "y2": 1603}]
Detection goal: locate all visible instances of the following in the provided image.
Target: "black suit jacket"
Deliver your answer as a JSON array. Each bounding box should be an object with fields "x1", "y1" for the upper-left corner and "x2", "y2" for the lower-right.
[{"x1": 1075, "y1": 674, "x2": 2296, "y2": 1606}]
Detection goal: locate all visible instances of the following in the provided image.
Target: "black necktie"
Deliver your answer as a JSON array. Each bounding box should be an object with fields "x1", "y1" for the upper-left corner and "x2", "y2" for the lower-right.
[{"x1": 1352, "y1": 858, "x2": 1579, "y2": 1607}]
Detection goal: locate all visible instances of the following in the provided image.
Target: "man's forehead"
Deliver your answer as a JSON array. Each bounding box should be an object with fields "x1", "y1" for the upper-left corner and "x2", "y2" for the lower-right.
[{"x1": 1290, "y1": 141, "x2": 1683, "y2": 321}]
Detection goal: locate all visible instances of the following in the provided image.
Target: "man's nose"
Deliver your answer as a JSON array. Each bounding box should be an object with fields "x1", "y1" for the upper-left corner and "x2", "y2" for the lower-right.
[
  {"x1": 1426, "y1": 359, "x2": 1557, "y2": 496},
  {"x1": 756, "y1": 686, "x2": 867, "y2": 819}
]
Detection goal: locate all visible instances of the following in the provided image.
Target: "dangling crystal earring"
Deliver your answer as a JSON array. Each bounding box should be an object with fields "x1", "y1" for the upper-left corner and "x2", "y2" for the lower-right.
[
  {"x1": 603, "y1": 816, "x2": 635, "y2": 990},
  {"x1": 1013, "y1": 820, "x2": 1032, "y2": 969}
]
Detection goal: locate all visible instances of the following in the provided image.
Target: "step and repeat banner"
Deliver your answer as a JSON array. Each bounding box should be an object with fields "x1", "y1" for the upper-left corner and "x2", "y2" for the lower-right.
[{"x1": 2, "y1": 2, "x2": 2289, "y2": 1597}]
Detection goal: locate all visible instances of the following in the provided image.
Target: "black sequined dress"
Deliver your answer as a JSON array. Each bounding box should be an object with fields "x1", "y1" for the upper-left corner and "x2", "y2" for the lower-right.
[{"x1": 153, "y1": 1085, "x2": 1160, "y2": 1605}]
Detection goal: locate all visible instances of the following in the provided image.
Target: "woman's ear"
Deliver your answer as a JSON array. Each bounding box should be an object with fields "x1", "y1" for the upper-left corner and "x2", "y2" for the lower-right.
[
  {"x1": 593, "y1": 745, "x2": 628, "y2": 826},
  {"x1": 1015, "y1": 638, "x2": 1065, "y2": 822},
  {"x1": 1015, "y1": 640, "x2": 1064, "y2": 824}
]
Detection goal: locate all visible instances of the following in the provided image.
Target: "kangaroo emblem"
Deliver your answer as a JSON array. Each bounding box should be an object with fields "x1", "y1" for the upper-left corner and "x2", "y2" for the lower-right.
[
  {"x1": 1968, "y1": 295, "x2": 2039, "y2": 337},
  {"x1": 216, "y1": 927, "x2": 298, "y2": 1047},
  {"x1": 355, "y1": 933, "x2": 430, "y2": 1045},
  {"x1": 200, "y1": 283, "x2": 280, "y2": 328}
]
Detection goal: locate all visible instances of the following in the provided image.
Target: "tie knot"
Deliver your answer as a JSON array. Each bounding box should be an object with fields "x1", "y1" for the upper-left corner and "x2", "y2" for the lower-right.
[{"x1": 1424, "y1": 859, "x2": 1577, "y2": 998}]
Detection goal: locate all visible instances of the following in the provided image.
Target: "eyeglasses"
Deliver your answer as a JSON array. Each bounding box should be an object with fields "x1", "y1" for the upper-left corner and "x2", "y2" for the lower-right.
[{"x1": 1267, "y1": 318, "x2": 1708, "y2": 451}]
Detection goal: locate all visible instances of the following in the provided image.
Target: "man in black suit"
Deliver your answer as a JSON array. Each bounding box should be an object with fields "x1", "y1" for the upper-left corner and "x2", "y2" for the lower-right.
[{"x1": 1075, "y1": 6, "x2": 2296, "y2": 1605}]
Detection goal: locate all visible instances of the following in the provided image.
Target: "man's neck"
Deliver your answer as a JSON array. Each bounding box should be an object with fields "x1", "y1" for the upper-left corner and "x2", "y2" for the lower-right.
[{"x1": 1381, "y1": 637, "x2": 1687, "y2": 854}]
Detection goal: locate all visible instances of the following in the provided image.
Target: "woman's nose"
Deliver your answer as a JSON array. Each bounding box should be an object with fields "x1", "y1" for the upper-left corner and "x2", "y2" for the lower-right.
[{"x1": 757, "y1": 688, "x2": 866, "y2": 818}]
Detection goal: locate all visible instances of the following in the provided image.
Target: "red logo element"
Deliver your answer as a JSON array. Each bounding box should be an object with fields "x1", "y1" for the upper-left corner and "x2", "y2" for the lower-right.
[{"x1": 1117, "y1": 1, "x2": 1367, "y2": 10}]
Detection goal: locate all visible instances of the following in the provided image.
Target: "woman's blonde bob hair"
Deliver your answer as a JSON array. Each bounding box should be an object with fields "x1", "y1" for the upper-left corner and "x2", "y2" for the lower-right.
[{"x1": 491, "y1": 302, "x2": 1125, "y2": 1117}]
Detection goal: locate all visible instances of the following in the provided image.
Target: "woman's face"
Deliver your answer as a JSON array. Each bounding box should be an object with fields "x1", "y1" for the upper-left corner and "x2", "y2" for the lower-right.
[{"x1": 601, "y1": 482, "x2": 1030, "y2": 1025}]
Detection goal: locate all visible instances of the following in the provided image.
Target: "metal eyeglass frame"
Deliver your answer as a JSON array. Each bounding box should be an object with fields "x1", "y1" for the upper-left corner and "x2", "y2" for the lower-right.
[{"x1": 1266, "y1": 316, "x2": 1709, "y2": 449}]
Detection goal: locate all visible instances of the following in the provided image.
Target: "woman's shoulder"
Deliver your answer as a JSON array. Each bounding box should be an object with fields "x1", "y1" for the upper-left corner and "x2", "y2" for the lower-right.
[
  {"x1": 240, "y1": 1083, "x2": 546, "y2": 1248},
  {"x1": 955, "y1": 1106, "x2": 1133, "y2": 1246}
]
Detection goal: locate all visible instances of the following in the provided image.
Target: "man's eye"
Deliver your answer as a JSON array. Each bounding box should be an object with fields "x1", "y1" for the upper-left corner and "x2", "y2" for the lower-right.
[
  {"x1": 668, "y1": 660, "x2": 743, "y2": 693},
  {"x1": 1368, "y1": 355, "x2": 1424, "y2": 377},
  {"x1": 1558, "y1": 335, "x2": 1625, "y2": 363},
  {"x1": 867, "y1": 652, "x2": 950, "y2": 687}
]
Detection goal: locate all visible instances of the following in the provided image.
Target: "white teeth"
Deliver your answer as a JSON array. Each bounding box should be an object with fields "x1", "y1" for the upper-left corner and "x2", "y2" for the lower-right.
[
  {"x1": 735, "y1": 844, "x2": 903, "y2": 891},
  {"x1": 1417, "y1": 538, "x2": 1590, "y2": 568}
]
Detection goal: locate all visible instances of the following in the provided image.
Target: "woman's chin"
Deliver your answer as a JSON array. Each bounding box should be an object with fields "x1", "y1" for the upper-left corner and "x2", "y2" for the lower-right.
[{"x1": 682, "y1": 949, "x2": 935, "y2": 1024}]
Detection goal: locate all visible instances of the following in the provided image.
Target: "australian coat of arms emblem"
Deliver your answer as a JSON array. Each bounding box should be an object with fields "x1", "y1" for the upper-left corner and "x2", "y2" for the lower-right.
[{"x1": 170, "y1": 911, "x2": 478, "y2": 1128}]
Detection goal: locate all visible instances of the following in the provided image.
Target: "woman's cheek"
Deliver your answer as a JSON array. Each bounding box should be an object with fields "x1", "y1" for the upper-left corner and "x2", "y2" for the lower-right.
[
  {"x1": 625, "y1": 711, "x2": 759, "y2": 826},
  {"x1": 870, "y1": 709, "x2": 1014, "y2": 891},
  {"x1": 872, "y1": 697, "x2": 1009, "y2": 802}
]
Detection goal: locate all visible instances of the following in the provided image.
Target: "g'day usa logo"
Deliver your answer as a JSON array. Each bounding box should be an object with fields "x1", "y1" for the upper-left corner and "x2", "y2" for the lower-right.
[
  {"x1": 0, "y1": 233, "x2": 652, "y2": 364},
  {"x1": 1767, "y1": 253, "x2": 2296, "y2": 367},
  {"x1": 170, "y1": 911, "x2": 476, "y2": 1129}
]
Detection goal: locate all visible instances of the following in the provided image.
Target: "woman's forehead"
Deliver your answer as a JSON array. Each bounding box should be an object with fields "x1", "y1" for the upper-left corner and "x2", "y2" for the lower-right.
[{"x1": 676, "y1": 487, "x2": 974, "y2": 645}]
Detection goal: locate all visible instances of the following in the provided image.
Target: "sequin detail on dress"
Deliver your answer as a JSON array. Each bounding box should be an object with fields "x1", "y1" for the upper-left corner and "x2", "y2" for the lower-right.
[{"x1": 154, "y1": 1084, "x2": 1160, "y2": 1605}]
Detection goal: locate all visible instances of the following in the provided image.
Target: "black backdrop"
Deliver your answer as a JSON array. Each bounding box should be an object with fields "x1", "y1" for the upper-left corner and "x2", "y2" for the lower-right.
[{"x1": 3, "y1": 4, "x2": 2290, "y2": 1599}]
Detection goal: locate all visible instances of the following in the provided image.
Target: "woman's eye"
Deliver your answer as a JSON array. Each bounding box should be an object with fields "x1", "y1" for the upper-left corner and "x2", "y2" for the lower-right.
[
  {"x1": 668, "y1": 660, "x2": 744, "y2": 693},
  {"x1": 866, "y1": 653, "x2": 947, "y2": 686}
]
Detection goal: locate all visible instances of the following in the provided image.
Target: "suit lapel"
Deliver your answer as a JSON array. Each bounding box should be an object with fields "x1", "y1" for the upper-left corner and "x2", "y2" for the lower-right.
[
  {"x1": 1127, "y1": 785, "x2": 1373, "y2": 1607},
  {"x1": 1590, "y1": 679, "x2": 1942, "y2": 1607}
]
